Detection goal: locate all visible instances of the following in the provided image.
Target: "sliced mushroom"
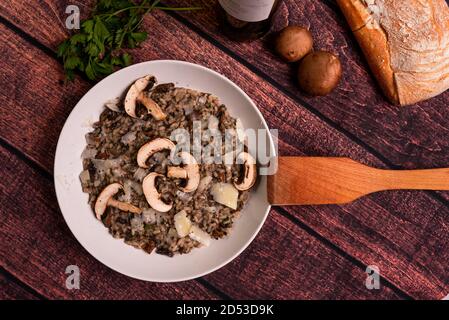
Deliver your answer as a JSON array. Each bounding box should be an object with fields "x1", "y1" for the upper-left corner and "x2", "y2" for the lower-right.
[
  {"x1": 167, "y1": 152, "x2": 200, "y2": 193},
  {"x1": 233, "y1": 152, "x2": 257, "y2": 191},
  {"x1": 137, "y1": 138, "x2": 175, "y2": 168},
  {"x1": 124, "y1": 75, "x2": 152, "y2": 118},
  {"x1": 167, "y1": 167, "x2": 187, "y2": 179},
  {"x1": 124, "y1": 75, "x2": 166, "y2": 119},
  {"x1": 137, "y1": 92, "x2": 167, "y2": 120},
  {"x1": 94, "y1": 183, "x2": 142, "y2": 220},
  {"x1": 142, "y1": 172, "x2": 172, "y2": 212}
]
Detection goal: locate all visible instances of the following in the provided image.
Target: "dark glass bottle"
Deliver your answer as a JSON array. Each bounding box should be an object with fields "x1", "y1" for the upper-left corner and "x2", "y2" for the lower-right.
[{"x1": 218, "y1": 0, "x2": 281, "y2": 41}]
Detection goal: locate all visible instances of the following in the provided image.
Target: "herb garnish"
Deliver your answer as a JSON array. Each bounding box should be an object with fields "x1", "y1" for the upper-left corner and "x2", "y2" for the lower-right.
[{"x1": 57, "y1": 0, "x2": 200, "y2": 81}]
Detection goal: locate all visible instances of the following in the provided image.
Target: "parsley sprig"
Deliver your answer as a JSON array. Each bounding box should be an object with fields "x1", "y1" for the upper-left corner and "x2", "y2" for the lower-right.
[{"x1": 57, "y1": 0, "x2": 200, "y2": 81}]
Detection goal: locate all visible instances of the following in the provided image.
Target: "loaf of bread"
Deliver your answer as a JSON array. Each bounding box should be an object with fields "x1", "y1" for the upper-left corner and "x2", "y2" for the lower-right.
[{"x1": 336, "y1": 0, "x2": 449, "y2": 105}]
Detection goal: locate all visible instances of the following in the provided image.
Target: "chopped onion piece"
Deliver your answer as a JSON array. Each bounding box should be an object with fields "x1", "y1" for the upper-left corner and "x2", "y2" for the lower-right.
[
  {"x1": 196, "y1": 176, "x2": 212, "y2": 194},
  {"x1": 81, "y1": 147, "x2": 97, "y2": 159},
  {"x1": 130, "y1": 216, "x2": 144, "y2": 233},
  {"x1": 197, "y1": 95, "x2": 207, "y2": 104},
  {"x1": 79, "y1": 170, "x2": 90, "y2": 185},
  {"x1": 120, "y1": 131, "x2": 136, "y2": 145},
  {"x1": 122, "y1": 180, "x2": 133, "y2": 202},
  {"x1": 85, "y1": 133, "x2": 96, "y2": 146},
  {"x1": 142, "y1": 209, "x2": 157, "y2": 224},
  {"x1": 183, "y1": 103, "x2": 194, "y2": 115},
  {"x1": 91, "y1": 158, "x2": 122, "y2": 172},
  {"x1": 133, "y1": 167, "x2": 148, "y2": 182},
  {"x1": 104, "y1": 98, "x2": 121, "y2": 112},
  {"x1": 121, "y1": 180, "x2": 143, "y2": 202},
  {"x1": 176, "y1": 190, "x2": 192, "y2": 202}
]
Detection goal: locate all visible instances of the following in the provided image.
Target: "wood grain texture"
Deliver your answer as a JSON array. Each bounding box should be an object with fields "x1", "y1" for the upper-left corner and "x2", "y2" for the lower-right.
[
  {"x1": 268, "y1": 157, "x2": 449, "y2": 205},
  {"x1": 163, "y1": 0, "x2": 449, "y2": 168},
  {"x1": 0, "y1": 1, "x2": 448, "y2": 299},
  {"x1": 0, "y1": 145, "x2": 402, "y2": 299},
  {"x1": 202, "y1": 210, "x2": 401, "y2": 299},
  {"x1": 0, "y1": 12, "x2": 403, "y2": 299},
  {"x1": 0, "y1": 271, "x2": 41, "y2": 300},
  {"x1": 0, "y1": 147, "x2": 222, "y2": 300}
]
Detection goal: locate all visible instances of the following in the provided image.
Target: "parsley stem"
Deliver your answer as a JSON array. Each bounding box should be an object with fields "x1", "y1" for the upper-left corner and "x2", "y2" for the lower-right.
[
  {"x1": 100, "y1": 4, "x2": 201, "y2": 19},
  {"x1": 153, "y1": 6, "x2": 202, "y2": 11},
  {"x1": 130, "y1": 0, "x2": 159, "y2": 33}
]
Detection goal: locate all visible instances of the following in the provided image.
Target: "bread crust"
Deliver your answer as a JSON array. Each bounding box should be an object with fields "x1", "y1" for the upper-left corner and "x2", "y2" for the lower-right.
[{"x1": 337, "y1": 0, "x2": 449, "y2": 106}]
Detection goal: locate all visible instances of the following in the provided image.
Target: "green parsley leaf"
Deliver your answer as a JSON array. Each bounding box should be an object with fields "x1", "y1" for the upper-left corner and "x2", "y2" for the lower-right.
[
  {"x1": 64, "y1": 55, "x2": 82, "y2": 69},
  {"x1": 130, "y1": 31, "x2": 147, "y2": 44},
  {"x1": 121, "y1": 53, "x2": 132, "y2": 66},
  {"x1": 85, "y1": 62, "x2": 96, "y2": 80},
  {"x1": 57, "y1": 0, "x2": 201, "y2": 81}
]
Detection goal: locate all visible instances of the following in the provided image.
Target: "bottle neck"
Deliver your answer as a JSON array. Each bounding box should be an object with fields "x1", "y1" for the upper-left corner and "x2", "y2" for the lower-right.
[
  {"x1": 218, "y1": 0, "x2": 281, "y2": 41},
  {"x1": 219, "y1": 0, "x2": 277, "y2": 23}
]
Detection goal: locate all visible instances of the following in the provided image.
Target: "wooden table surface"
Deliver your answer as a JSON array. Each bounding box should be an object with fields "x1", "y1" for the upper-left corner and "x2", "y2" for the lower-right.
[{"x1": 1, "y1": 0, "x2": 448, "y2": 300}]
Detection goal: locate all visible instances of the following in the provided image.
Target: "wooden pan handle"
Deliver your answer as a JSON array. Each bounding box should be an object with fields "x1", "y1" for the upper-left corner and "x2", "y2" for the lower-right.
[{"x1": 267, "y1": 157, "x2": 449, "y2": 205}]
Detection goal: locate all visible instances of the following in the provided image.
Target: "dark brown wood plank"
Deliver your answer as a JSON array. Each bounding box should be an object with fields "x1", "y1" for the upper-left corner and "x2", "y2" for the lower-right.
[
  {"x1": 283, "y1": 197, "x2": 449, "y2": 299},
  {"x1": 0, "y1": 1, "x2": 448, "y2": 298},
  {"x1": 162, "y1": 0, "x2": 449, "y2": 206},
  {"x1": 0, "y1": 21, "x2": 403, "y2": 300},
  {"x1": 163, "y1": 0, "x2": 449, "y2": 170},
  {"x1": 0, "y1": 147, "x2": 222, "y2": 300},
  {"x1": 0, "y1": 145, "x2": 401, "y2": 299},
  {"x1": 0, "y1": 271, "x2": 41, "y2": 300},
  {"x1": 203, "y1": 209, "x2": 403, "y2": 299}
]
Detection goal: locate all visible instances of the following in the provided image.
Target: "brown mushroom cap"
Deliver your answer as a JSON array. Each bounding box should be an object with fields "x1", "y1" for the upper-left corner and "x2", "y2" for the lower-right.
[
  {"x1": 275, "y1": 26, "x2": 313, "y2": 62},
  {"x1": 233, "y1": 152, "x2": 257, "y2": 191},
  {"x1": 297, "y1": 51, "x2": 342, "y2": 96}
]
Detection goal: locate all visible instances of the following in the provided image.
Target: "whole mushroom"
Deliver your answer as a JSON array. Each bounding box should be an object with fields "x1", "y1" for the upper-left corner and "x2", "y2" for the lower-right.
[
  {"x1": 297, "y1": 51, "x2": 342, "y2": 96},
  {"x1": 124, "y1": 75, "x2": 167, "y2": 120},
  {"x1": 94, "y1": 183, "x2": 141, "y2": 220},
  {"x1": 275, "y1": 26, "x2": 313, "y2": 62}
]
